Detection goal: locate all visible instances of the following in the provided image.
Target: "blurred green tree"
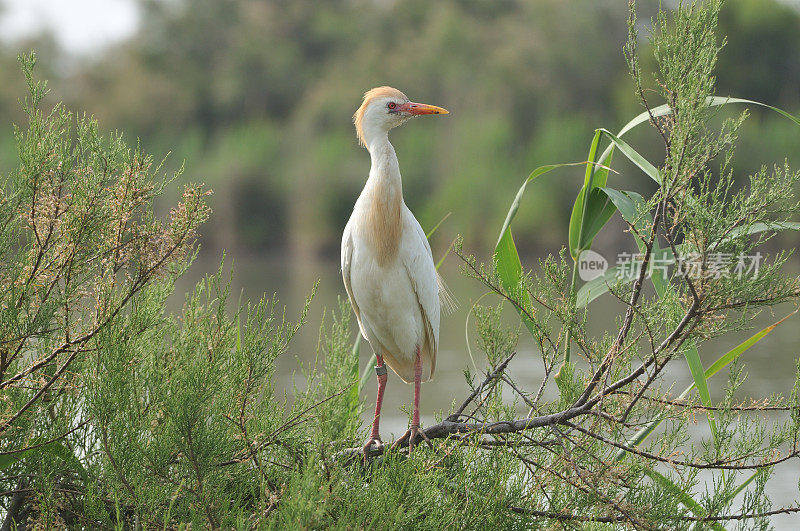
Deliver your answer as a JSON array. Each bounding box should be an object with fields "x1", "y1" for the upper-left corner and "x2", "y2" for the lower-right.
[{"x1": 0, "y1": 0, "x2": 796, "y2": 257}]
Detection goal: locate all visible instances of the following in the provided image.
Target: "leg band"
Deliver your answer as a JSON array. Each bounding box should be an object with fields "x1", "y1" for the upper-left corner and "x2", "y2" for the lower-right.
[{"x1": 375, "y1": 364, "x2": 388, "y2": 376}]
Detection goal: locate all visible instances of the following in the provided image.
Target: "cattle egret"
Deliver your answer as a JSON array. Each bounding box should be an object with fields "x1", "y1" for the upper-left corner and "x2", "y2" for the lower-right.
[{"x1": 341, "y1": 86, "x2": 450, "y2": 456}]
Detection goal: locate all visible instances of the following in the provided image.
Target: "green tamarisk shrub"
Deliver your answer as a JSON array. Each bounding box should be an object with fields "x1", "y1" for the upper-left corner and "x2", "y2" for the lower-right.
[{"x1": 3, "y1": 1, "x2": 800, "y2": 527}]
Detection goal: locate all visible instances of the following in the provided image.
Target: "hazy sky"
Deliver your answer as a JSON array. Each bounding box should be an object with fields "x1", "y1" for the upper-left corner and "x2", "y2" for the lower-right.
[
  {"x1": 0, "y1": 0, "x2": 140, "y2": 55},
  {"x1": 1, "y1": 0, "x2": 799, "y2": 58}
]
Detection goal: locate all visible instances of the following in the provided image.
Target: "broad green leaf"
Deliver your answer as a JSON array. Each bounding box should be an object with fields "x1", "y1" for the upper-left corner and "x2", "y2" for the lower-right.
[
  {"x1": 609, "y1": 186, "x2": 671, "y2": 300},
  {"x1": 568, "y1": 186, "x2": 586, "y2": 258},
  {"x1": 597, "y1": 128, "x2": 661, "y2": 184},
  {"x1": 569, "y1": 188, "x2": 617, "y2": 260},
  {"x1": 569, "y1": 132, "x2": 604, "y2": 258},
  {"x1": 591, "y1": 146, "x2": 614, "y2": 190},
  {"x1": 599, "y1": 186, "x2": 654, "y2": 255},
  {"x1": 581, "y1": 189, "x2": 617, "y2": 248},
  {"x1": 492, "y1": 164, "x2": 585, "y2": 343},
  {"x1": 576, "y1": 265, "x2": 623, "y2": 308},
  {"x1": 582, "y1": 130, "x2": 603, "y2": 188},
  {"x1": 722, "y1": 221, "x2": 800, "y2": 243},
  {"x1": 494, "y1": 229, "x2": 539, "y2": 340},
  {"x1": 683, "y1": 343, "x2": 718, "y2": 440},
  {"x1": 567, "y1": 147, "x2": 615, "y2": 258},
  {"x1": 569, "y1": 188, "x2": 617, "y2": 258},
  {"x1": 495, "y1": 160, "x2": 605, "y2": 357},
  {"x1": 495, "y1": 228, "x2": 523, "y2": 291},
  {"x1": 599, "y1": 187, "x2": 647, "y2": 234},
  {"x1": 495, "y1": 162, "x2": 588, "y2": 250}
]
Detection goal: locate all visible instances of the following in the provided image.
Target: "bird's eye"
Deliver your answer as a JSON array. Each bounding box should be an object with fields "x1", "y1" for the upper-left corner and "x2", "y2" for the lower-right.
[{"x1": 388, "y1": 102, "x2": 397, "y2": 110}]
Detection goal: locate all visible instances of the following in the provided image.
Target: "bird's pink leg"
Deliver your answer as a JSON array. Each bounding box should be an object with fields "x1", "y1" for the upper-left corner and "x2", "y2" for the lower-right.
[
  {"x1": 392, "y1": 345, "x2": 432, "y2": 453},
  {"x1": 363, "y1": 354, "x2": 388, "y2": 458},
  {"x1": 411, "y1": 346, "x2": 422, "y2": 432}
]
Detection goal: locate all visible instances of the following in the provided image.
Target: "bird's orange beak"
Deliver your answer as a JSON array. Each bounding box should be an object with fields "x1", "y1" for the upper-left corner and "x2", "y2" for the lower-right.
[{"x1": 397, "y1": 101, "x2": 449, "y2": 115}]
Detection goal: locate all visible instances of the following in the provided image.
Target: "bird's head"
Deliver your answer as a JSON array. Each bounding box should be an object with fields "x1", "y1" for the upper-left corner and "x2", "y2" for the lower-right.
[{"x1": 353, "y1": 86, "x2": 449, "y2": 148}]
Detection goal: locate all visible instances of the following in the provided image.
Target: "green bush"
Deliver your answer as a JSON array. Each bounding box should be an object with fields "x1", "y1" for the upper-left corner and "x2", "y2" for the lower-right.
[{"x1": 3, "y1": 1, "x2": 800, "y2": 527}]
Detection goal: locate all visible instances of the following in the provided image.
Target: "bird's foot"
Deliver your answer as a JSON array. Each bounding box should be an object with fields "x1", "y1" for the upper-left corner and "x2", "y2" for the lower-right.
[
  {"x1": 391, "y1": 425, "x2": 433, "y2": 453},
  {"x1": 362, "y1": 436, "x2": 384, "y2": 461}
]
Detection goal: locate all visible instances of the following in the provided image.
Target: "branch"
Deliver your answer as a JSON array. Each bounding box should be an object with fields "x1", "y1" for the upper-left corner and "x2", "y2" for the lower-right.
[
  {"x1": 510, "y1": 505, "x2": 628, "y2": 523},
  {"x1": 338, "y1": 403, "x2": 592, "y2": 461},
  {"x1": 218, "y1": 386, "x2": 351, "y2": 467},
  {"x1": 0, "y1": 480, "x2": 28, "y2": 531},
  {"x1": 510, "y1": 504, "x2": 800, "y2": 523},
  {"x1": 447, "y1": 352, "x2": 516, "y2": 422},
  {"x1": 565, "y1": 420, "x2": 800, "y2": 471},
  {"x1": 0, "y1": 418, "x2": 90, "y2": 457}
]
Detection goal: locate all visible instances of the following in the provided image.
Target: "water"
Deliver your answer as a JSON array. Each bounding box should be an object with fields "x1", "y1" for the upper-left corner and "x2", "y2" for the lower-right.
[{"x1": 177, "y1": 252, "x2": 800, "y2": 527}]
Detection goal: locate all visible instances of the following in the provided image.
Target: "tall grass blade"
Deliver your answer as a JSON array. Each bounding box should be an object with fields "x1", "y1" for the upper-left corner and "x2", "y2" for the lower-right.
[
  {"x1": 426, "y1": 211, "x2": 452, "y2": 239},
  {"x1": 495, "y1": 229, "x2": 538, "y2": 340},
  {"x1": 357, "y1": 336, "x2": 374, "y2": 394},
  {"x1": 725, "y1": 469, "x2": 766, "y2": 507},
  {"x1": 493, "y1": 163, "x2": 591, "y2": 346},
  {"x1": 435, "y1": 237, "x2": 457, "y2": 271},
  {"x1": 495, "y1": 162, "x2": 588, "y2": 250},
  {"x1": 598, "y1": 96, "x2": 800, "y2": 165},
  {"x1": 701, "y1": 307, "x2": 798, "y2": 382},
  {"x1": 568, "y1": 131, "x2": 603, "y2": 259},
  {"x1": 569, "y1": 188, "x2": 617, "y2": 258},
  {"x1": 722, "y1": 221, "x2": 800, "y2": 243},
  {"x1": 617, "y1": 308, "x2": 797, "y2": 458},
  {"x1": 683, "y1": 343, "x2": 718, "y2": 440},
  {"x1": 644, "y1": 469, "x2": 726, "y2": 531},
  {"x1": 597, "y1": 128, "x2": 661, "y2": 184}
]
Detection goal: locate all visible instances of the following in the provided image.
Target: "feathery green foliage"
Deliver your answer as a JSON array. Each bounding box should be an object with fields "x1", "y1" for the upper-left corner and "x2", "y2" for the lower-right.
[{"x1": 3, "y1": 1, "x2": 800, "y2": 527}]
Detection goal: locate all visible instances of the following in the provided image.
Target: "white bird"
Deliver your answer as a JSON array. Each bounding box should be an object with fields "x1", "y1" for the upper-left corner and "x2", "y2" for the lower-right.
[{"x1": 341, "y1": 86, "x2": 450, "y2": 456}]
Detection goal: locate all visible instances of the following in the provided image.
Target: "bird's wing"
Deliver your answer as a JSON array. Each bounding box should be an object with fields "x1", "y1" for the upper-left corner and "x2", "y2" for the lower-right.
[
  {"x1": 403, "y1": 210, "x2": 441, "y2": 378},
  {"x1": 409, "y1": 214, "x2": 457, "y2": 314},
  {"x1": 341, "y1": 222, "x2": 364, "y2": 333}
]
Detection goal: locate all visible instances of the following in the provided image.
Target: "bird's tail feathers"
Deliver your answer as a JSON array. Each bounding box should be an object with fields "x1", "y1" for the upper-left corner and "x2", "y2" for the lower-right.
[{"x1": 437, "y1": 271, "x2": 458, "y2": 315}]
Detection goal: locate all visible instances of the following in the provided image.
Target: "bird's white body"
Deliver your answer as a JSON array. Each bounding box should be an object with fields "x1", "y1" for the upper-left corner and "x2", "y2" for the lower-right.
[
  {"x1": 341, "y1": 138, "x2": 439, "y2": 383},
  {"x1": 343, "y1": 86, "x2": 449, "y2": 453}
]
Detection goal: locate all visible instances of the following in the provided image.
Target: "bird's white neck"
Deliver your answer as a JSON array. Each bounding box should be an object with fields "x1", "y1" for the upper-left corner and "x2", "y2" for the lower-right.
[
  {"x1": 365, "y1": 134, "x2": 402, "y2": 193},
  {"x1": 360, "y1": 134, "x2": 404, "y2": 266}
]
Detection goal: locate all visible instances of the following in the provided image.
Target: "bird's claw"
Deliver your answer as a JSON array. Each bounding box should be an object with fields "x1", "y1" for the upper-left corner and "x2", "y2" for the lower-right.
[
  {"x1": 362, "y1": 437, "x2": 384, "y2": 461},
  {"x1": 391, "y1": 425, "x2": 433, "y2": 453}
]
